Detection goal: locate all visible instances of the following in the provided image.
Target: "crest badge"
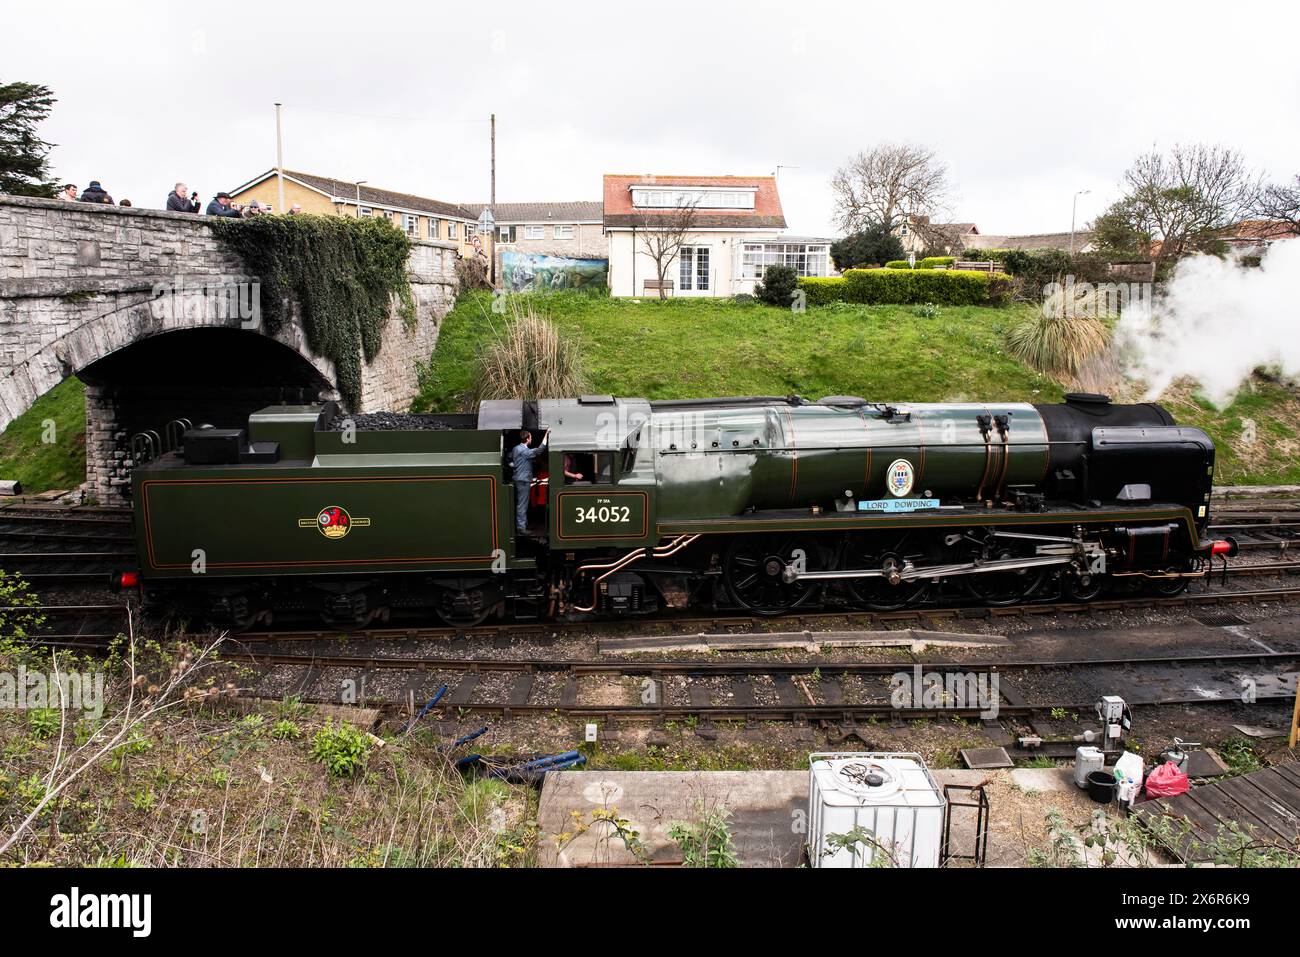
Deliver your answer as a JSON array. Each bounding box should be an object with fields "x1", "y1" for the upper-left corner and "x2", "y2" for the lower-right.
[
  {"x1": 298, "y1": 505, "x2": 371, "y2": 539},
  {"x1": 885, "y1": 459, "x2": 915, "y2": 497}
]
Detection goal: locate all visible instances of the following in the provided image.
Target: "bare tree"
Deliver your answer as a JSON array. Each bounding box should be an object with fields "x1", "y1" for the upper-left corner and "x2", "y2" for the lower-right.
[
  {"x1": 1254, "y1": 174, "x2": 1300, "y2": 236},
  {"x1": 635, "y1": 200, "x2": 698, "y2": 300},
  {"x1": 1110, "y1": 143, "x2": 1260, "y2": 266},
  {"x1": 830, "y1": 143, "x2": 950, "y2": 235}
]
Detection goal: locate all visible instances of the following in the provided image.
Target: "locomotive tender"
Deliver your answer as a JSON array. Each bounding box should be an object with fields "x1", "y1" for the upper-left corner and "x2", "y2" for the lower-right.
[{"x1": 124, "y1": 393, "x2": 1236, "y2": 626}]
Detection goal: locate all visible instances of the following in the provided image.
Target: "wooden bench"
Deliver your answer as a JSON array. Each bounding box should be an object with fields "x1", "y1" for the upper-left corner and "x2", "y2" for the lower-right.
[{"x1": 642, "y1": 279, "x2": 675, "y2": 296}]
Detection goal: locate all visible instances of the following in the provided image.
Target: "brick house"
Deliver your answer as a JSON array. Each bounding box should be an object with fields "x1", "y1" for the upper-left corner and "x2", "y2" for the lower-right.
[
  {"x1": 228, "y1": 169, "x2": 490, "y2": 260},
  {"x1": 603, "y1": 173, "x2": 831, "y2": 297},
  {"x1": 472, "y1": 201, "x2": 606, "y2": 260}
]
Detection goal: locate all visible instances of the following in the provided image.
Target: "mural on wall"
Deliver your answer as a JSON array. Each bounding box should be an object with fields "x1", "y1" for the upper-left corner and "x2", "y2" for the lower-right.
[{"x1": 500, "y1": 251, "x2": 608, "y2": 292}]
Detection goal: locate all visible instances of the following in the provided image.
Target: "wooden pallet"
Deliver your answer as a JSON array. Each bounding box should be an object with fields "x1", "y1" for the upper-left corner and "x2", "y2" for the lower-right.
[{"x1": 1133, "y1": 761, "x2": 1300, "y2": 862}]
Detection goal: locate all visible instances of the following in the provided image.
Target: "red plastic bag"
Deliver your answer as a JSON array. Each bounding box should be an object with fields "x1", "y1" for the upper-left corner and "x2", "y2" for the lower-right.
[{"x1": 1145, "y1": 760, "x2": 1190, "y2": 799}]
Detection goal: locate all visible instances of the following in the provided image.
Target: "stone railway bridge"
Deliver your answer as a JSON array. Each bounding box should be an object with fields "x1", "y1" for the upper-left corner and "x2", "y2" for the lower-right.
[{"x1": 0, "y1": 194, "x2": 457, "y2": 503}]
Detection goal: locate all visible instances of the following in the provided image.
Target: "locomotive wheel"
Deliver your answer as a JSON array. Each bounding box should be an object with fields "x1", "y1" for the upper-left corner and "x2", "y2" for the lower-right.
[
  {"x1": 1063, "y1": 568, "x2": 1106, "y2": 602},
  {"x1": 724, "y1": 535, "x2": 823, "y2": 616},
  {"x1": 840, "y1": 534, "x2": 929, "y2": 611},
  {"x1": 1149, "y1": 575, "x2": 1190, "y2": 597},
  {"x1": 963, "y1": 547, "x2": 1049, "y2": 606}
]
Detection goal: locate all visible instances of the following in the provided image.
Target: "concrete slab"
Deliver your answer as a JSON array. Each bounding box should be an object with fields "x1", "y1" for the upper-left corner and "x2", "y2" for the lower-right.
[
  {"x1": 599, "y1": 628, "x2": 1008, "y2": 656},
  {"x1": 1009, "y1": 766, "x2": 1078, "y2": 793},
  {"x1": 537, "y1": 767, "x2": 1001, "y2": 868},
  {"x1": 538, "y1": 770, "x2": 806, "y2": 867}
]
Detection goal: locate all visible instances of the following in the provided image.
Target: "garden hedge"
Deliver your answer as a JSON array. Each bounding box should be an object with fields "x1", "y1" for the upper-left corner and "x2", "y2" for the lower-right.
[
  {"x1": 881, "y1": 256, "x2": 957, "y2": 270},
  {"x1": 799, "y1": 268, "x2": 1012, "y2": 306}
]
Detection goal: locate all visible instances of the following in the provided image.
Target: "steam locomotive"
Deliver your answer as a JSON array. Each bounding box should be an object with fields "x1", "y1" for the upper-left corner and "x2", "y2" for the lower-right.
[{"x1": 120, "y1": 393, "x2": 1236, "y2": 626}]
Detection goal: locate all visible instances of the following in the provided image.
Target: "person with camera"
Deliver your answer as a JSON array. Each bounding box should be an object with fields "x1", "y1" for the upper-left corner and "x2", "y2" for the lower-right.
[
  {"x1": 205, "y1": 192, "x2": 243, "y2": 217},
  {"x1": 166, "y1": 182, "x2": 200, "y2": 213}
]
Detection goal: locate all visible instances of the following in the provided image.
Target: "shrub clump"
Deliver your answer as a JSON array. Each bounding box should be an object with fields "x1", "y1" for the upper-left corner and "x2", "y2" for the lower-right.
[
  {"x1": 1006, "y1": 311, "x2": 1109, "y2": 378},
  {"x1": 467, "y1": 298, "x2": 586, "y2": 408},
  {"x1": 211, "y1": 214, "x2": 414, "y2": 407},
  {"x1": 310, "y1": 718, "x2": 371, "y2": 779},
  {"x1": 797, "y1": 269, "x2": 1010, "y2": 306},
  {"x1": 753, "y1": 264, "x2": 799, "y2": 307}
]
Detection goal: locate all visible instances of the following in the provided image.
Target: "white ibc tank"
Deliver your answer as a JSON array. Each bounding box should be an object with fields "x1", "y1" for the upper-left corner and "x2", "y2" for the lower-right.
[{"x1": 808, "y1": 752, "x2": 946, "y2": 868}]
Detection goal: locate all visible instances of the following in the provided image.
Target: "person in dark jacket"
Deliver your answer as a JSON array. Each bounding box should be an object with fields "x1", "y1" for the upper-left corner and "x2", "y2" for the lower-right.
[
  {"x1": 205, "y1": 192, "x2": 242, "y2": 217},
  {"x1": 509, "y1": 428, "x2": 550, "y2": 533},
  {"x1": 79, "y1": 181, "x2": 113, "y2": 204},
  {"x1": 167, "y1": 182, "x2": 199, "y2": 213}
]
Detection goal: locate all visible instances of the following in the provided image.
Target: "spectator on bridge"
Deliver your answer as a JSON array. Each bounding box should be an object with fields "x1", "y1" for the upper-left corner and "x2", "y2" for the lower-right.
[
  {"x1": 288, "y1": 203, "x2": 303, "y2": 215},
  {"x1": 205, "y1": 192, "x2": 242, "y2": 217},
  {"x1": 56, "y1": 184, "x2": 78, "y2": 201},
  {"x1": 79, "y1": 180, "x2": 113, "y2": 204},
  {"x1": 119, "y1": 199, "x2": 132, "y2": 207},
  {"x1": 166, "y1": 182, "x2": 200, "y2": 213}
]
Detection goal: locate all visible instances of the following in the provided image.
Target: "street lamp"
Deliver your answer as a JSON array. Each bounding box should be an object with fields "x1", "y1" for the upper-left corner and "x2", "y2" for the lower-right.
[
  {"x1": 1070, "y1": 189, "x2": 1090, "y2": 254},
  {"x1": 354, "y1": 180, "x2": 367, "y2": 218}
]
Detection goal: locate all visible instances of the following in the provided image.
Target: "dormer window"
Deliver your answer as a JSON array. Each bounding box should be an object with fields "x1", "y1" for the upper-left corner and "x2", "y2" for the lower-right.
[{"x1": 630, "y1": 187, "x2": 756, "y2": 210}]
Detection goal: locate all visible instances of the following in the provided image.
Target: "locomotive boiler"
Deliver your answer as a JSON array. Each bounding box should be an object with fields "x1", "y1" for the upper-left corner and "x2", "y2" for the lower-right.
[{"x1": 121, "y1": 393, "x2": 1235, "y2": 626}]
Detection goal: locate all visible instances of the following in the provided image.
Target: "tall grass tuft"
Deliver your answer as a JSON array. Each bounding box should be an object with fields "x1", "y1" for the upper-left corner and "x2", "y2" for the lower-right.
[
  {"x1": 466, "y1": 298, "x2": 586, "y2": 408},
  {"x1": 1007, "y1": 310, "x2": 1109, "y2": 379}
]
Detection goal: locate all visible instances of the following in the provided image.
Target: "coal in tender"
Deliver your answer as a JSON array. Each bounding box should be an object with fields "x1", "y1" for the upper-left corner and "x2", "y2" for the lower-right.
[{"x1": 325, "y1": 411, "x2": 461, "y2": 432}]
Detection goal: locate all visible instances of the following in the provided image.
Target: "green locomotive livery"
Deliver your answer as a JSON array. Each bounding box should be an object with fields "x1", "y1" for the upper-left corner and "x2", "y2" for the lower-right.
[{"x1": 126, "y1": 393, "x2": 1235, "y2": 626}]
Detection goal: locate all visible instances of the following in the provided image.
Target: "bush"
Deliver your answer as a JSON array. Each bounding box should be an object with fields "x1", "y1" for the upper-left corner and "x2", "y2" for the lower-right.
[
  {"x1": 884, "y1": 260, "x2": 911, "y2": 270},
  {"x1": 962, "y1": 248, "x2": 1012, "y2": 262},
  {"x1": 918, "y1": 256, "x2": 956, "y2": 269},
  {"x1": 455, "y1": 255, "x2": 491, "y2": 294},
  {"x1": 753, "y1": 264, "x2": 799, "y2": 307},
  {"x1": 1007, "y1": 311, "x2": 1109, "y2": 377},
  {"x1": 310, "y1": 719, "x2": 371, "y2": 778},
  {"x1": 467, "y1": 298, "x2": 586, "y2": 408},
  {"x1": 797, "y1": 269, "x2": 1011, "y2": 306},
  {"x1": 830, "y1": 225, "x2": 905, "y2": 271}
]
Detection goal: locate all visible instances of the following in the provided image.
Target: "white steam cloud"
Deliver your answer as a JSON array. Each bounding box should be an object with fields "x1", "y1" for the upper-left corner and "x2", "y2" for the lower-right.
[{"x1": 1116, "y1": 239, "x2": 1300, "y2": 407}]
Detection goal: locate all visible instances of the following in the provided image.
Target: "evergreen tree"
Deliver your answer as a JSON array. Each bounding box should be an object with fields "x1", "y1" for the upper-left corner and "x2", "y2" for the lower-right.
[{"x1": 0, "y1": 81, "x2": 58, "y2": 197}]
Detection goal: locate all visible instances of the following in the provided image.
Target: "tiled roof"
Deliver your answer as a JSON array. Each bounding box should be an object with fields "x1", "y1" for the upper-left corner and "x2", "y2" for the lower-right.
[
  {"x1": 466, "y1": 201, "x2": 603, "y2": 224},
  {"x1": 1220, "y1": 219, "x2": 1299, "y2": 241},
  {"x1": 967, "y1": 231, "x2": 1091, "y2": 251},
  {"x1": 236, "y1": 169, "x2": 477, "y2": 220},
  {"x1": 602, "y1": 173, "x2": 786, "y2": 229}
]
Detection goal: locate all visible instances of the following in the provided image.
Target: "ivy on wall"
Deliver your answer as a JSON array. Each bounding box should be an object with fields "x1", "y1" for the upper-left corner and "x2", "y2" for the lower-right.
[{"x1": 211, "y1": 215, "x2": 415, "y2": 407}]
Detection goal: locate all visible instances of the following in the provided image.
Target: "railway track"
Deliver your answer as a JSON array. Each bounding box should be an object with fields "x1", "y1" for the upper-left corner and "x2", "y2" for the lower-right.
[
  {"x1": 224, "y1": 647, "x2": 1300, "y2": 723},
  {"x1": 15, "y1": 580, "x2": 1300, "y2": 648}
]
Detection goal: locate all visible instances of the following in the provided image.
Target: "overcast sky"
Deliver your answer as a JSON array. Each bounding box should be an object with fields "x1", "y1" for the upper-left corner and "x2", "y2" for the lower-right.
[{"x1": 7, "y1": 0, "x2": 1298, "y2": 235}]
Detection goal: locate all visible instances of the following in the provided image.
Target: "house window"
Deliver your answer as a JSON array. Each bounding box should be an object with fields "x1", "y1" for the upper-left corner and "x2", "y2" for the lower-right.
[
  {"x1": 497, "y1": 225, "x2": 517, "y2": 244},
  {"x1": 403, "y1": 214, "x2": 418, "y2": 236},
  {"x1": 554, "y1": 224, "x2": 574, "y2": 240},
  {"x1": 428, "y1": 219, "x2": 439, "y2": 239},
  {"x1": 679, "y1": 246, "x2": 710, "y2": 292},
  {"x1": 358, "y1": 206, "x2": 372, "y2": 218},
  {"x1": 741, "y1": 243, "x2": 831, "y2": 279},
  {"x1": 462, "y1": 223, "x2": 471, "y2": 240},
  {"x1": 447, "y1": 222, "x2": 457, "y2": 239},
  {"x1": 524, "y1": 225, "x2": 544, "y2": 240}
]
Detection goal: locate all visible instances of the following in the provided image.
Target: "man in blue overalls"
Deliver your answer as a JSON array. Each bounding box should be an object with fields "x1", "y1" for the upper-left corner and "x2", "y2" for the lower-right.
[{"x1": 509, "y1": 428, "x2": 549, "y2": 535}]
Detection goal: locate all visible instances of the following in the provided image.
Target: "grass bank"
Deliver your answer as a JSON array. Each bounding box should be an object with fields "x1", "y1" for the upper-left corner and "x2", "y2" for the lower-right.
[{"x1": 415, "y1": 291, "x2": 1300, "y2": 485}]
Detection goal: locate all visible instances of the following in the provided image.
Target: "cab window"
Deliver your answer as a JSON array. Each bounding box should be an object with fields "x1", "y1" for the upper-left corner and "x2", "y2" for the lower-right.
[{"x1": 563, "y1": 452, "x2": 614, "y2": 484}]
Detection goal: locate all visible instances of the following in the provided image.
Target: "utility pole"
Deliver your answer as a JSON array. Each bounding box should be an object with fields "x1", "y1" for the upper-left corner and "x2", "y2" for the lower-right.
[
  {"x1": 490, "y1": 113, "x2": 496, "y2": 207},
  {"x1": 275, "y1": 102, "x2": 286, "y2": 214},
  {"x1": 490, "y1": 113, "x2": 497, "y2": 286}
]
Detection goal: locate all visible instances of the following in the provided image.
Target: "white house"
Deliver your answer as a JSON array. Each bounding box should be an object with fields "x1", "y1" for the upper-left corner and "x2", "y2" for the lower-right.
[{"x1": 602, "y1": 173, "x2": 831, "y2": 297}]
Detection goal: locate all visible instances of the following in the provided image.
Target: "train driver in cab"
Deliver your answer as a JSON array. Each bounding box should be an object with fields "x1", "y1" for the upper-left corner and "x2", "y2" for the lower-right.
[
  {"x1": 563, "y1": 453, "x2": 586, "y2": 484},
  {"x1": 510, "y1": 428, "x2": 549, "y2": 534}
]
